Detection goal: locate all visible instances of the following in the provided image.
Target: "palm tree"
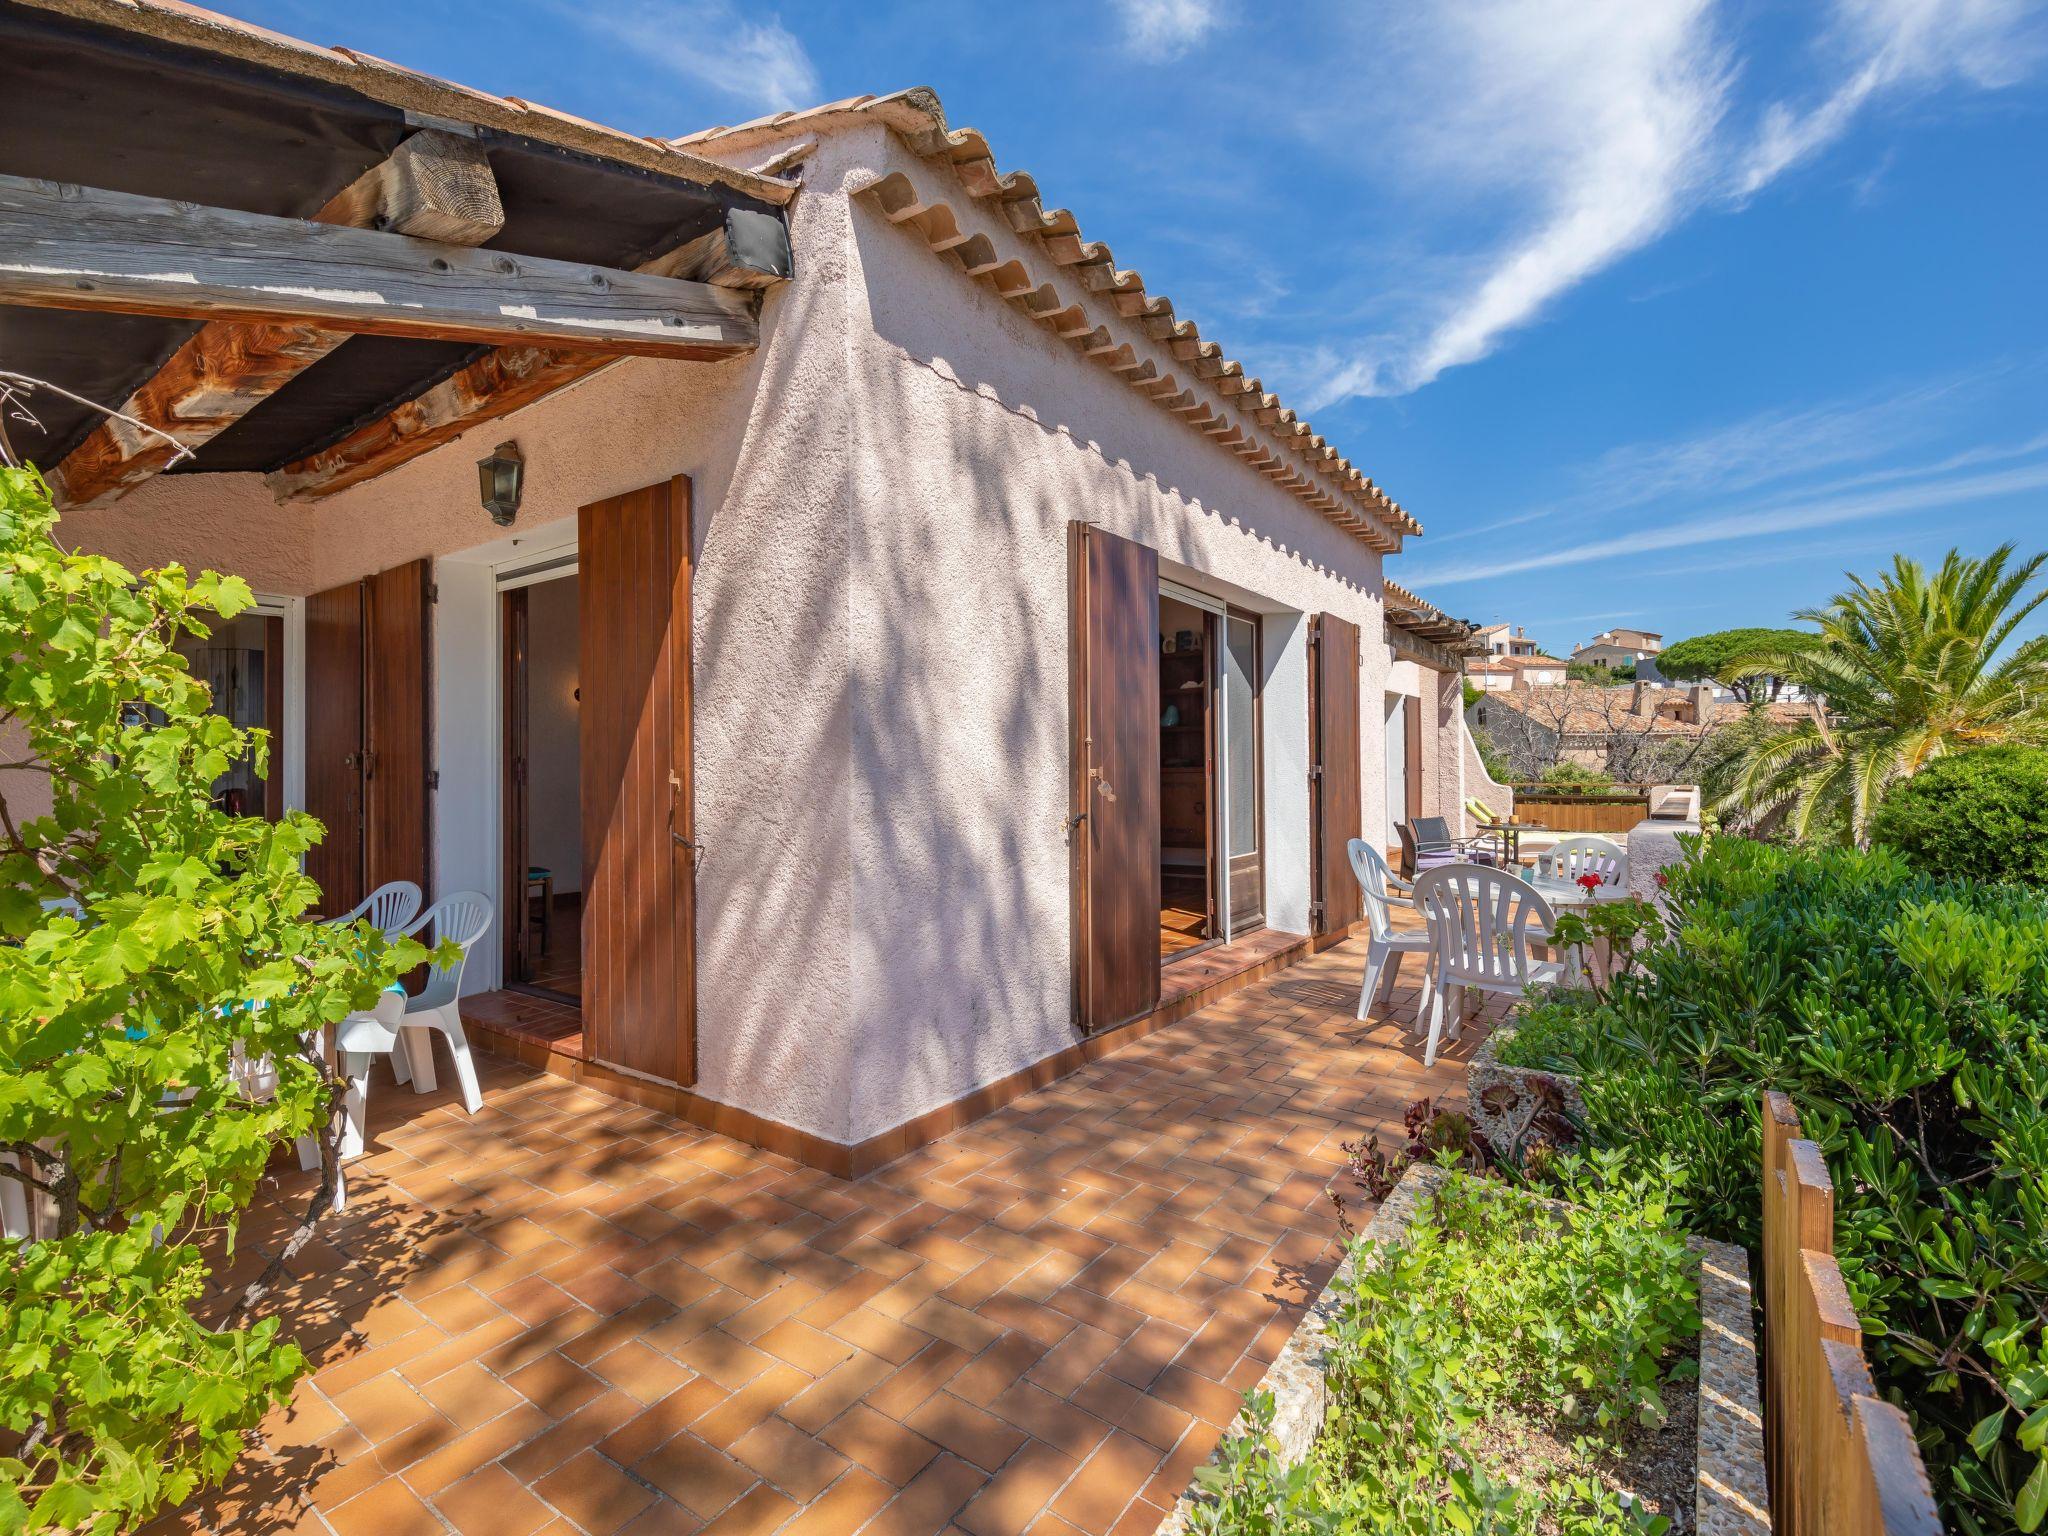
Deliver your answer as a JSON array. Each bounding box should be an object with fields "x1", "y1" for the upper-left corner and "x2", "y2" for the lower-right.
[{"x1": 1714, "y1": 545, "x2": 2048, "y2": 843}]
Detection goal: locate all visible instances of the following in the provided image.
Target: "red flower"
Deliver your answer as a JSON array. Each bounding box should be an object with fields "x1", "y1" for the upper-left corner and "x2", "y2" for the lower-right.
[
  {"x1": 1576, "y1": 872, "x2": 1603, "y2": 893},
  {"x1": 1654, "y1": 869, "x2": 1670, "y2": 890}
]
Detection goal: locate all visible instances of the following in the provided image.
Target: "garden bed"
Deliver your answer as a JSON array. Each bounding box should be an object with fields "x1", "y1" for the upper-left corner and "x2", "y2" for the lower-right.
[{"x1": 1159, "y1": 1162, "x2": 1768, "y2": 1535}]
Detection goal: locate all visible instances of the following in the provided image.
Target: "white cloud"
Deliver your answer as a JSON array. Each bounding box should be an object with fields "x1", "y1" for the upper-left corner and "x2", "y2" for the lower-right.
[
  {"x1": 1115, "y1": 0, "x2": 1224, "y2": 55},
  {"x1": 1736, "y1": 0, "x2": 2046, "y2": 195},
  {"x1": 1300, "y1": 0, "x2": 2043, "y2": 404},
  {"x1": 1306, "y1": 0, "x2": 1732, "y2": 402},
  {"x1": 1403, "y1": 455, "x2": 2048, "y2": 587},
  {"x1": 567, "y1": 0, "x2": 820, "y2": 113}
]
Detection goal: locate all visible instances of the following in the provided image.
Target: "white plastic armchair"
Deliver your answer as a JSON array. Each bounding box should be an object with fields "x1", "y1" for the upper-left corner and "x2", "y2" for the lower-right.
[
  {"x1": 1410, "y1": 864, "x2": 1565, "y2": 1068},
  {"x1": 1537, "y1": 836, "x2": 1627, "y2": 889},
  {"x1": 329, "y1": 880, "x2": 423, "y2": 938},
  {"x1": 391, "y1": 892, "x2": 493, "y2": 1113},
  {"x1": 1346, "y1": 839, "x2": 1433, "y2": 1024}
]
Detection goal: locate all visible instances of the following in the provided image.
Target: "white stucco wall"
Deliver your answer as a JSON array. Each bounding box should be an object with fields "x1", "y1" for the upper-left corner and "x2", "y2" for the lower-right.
[
  {"x1": 58, "y1": 119, "x2": 1411, "y2": 1147},
  {"x1": 833, "y1": 123, "x2": 1394, "y2": 1140}
]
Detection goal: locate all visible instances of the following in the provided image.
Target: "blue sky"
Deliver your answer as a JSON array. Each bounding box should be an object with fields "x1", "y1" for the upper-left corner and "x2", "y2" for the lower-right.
[{"x1": 241, "y1": 0, "x2": 2048, "y2": 659}]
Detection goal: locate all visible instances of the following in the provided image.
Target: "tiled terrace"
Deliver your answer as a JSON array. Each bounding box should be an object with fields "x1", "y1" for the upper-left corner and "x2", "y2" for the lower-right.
[{"x1": 163, "y1": 937, "x2": 1503, "y2": 1536}]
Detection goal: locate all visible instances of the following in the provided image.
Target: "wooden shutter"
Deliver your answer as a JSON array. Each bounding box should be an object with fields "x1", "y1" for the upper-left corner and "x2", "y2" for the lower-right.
[
  {"x1": 1403, "y1": 693, "x2": 1424, "y2": 821},
  {"x1": 1070, "y1": 523, "x2": 1161, "y2": 1032},
  {"x1": 580, "y1": 476, "x2": 696, "y2": 1085},
  {"x1": 1310, "y1": 613, "x2": 1363, "y2": 937},
  {"x1": 365, "y1": 558, "x2": 431, "y2": 898},
  {"x1": 303, "y1": 579, "x2": 365, "y2": 915}
]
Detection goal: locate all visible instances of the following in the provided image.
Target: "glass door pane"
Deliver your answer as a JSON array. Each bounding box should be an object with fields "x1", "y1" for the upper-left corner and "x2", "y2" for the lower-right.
[{"x1": 1222, "y1": 614, "x2": 1263, "y2": 932}]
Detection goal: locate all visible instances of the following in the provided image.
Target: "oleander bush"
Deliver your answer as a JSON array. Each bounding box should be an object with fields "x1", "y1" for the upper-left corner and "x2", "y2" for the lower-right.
[
  {"x1": 0, "y1": 467, "x2": 429, "y2": 1532},
  {"x1": 1496, "y1": 835, "x2": 2048, "y2": 1534},
  {"x1": 1871, "y1": 745, "x2": 2048, "y2": 887},
  {"x1": 1191, "y1": 1155, "x2": 1699, "y2": 1535}
]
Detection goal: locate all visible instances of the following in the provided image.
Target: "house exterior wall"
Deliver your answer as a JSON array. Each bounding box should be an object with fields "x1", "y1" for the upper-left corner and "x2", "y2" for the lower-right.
[
  {"x1": 51, "y1": 120, "x2": 1409, "y2": 1150},
  {"x1": 833, "y1": 122, "x2": 1396, "y2": 1142}
]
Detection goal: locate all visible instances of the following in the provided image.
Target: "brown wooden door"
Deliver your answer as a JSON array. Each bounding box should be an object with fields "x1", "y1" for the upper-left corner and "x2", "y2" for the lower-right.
[
  {"x1": 580, "y1": 477, "x2": 696, "y2": 1085},
  {"x1": 1070, "y1": 523, "x2": 1161, "y2": 1032},
  {"x1": 500, "y1": 587, "x2": 532, "y2": 983},
  {"x1": 304, "y1": 579, "x2": 366, "y2": 915},
  {"x1": 1310, "y1": 613, "x2": 1363, "y2": 937},
  {"x1": 365, "y1": 558, "x2": 431, "y2": 899}
]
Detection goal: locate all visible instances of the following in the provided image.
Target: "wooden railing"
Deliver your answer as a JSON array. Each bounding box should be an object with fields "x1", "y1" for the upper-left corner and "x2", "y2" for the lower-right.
[
  {"x1": 1509, "y1": 789, "x2": 1650, "y2": 835},
  {"x1": 1761, "y1": 1093, "x2": 1941, "y2": 1535}
]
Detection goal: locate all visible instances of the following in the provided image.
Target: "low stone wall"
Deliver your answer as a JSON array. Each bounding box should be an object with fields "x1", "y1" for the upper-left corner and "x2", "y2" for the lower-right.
[
  {"x1": 1157, "y1": 1163, "x2": 1770, "y2": 1535},
  {"x1": 1465, "y1": 1024, "x2": 1586, "y2": 1154},
  {"x1": 1630, "y1": 818, "x2": 1701, "y2": 913}
]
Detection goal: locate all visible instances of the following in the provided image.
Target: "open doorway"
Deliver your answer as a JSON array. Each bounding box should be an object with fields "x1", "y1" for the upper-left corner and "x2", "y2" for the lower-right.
[
  {"x1": 502, "y1": 573, "x2": 583, "y2": 1003},
  {"x1": 174, "y1": 608, "x2": 284, "y2": 821},
  {"x1": 1159, "y1": 594, "x2": 1216, "y2": 958},
  {"x1": 1156, "y1": 589, "x2": 1266, "y2": 962}
]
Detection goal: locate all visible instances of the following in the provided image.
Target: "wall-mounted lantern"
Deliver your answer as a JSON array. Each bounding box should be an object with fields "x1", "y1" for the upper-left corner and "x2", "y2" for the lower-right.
[{"x1": 477, "y1": 441, "x2": 525, "y2": 526}]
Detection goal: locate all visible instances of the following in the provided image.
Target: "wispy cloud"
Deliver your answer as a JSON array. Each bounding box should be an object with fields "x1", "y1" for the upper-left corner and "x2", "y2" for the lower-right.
[
  {"x1": 1736, "y1": 0, "x2": 2046, "y2": 195},
  {"x1": 1305, "y1": 0, "x2": 1731, "y2": 402},
  {"x1": 563, "y1": 0, "x2": 819, "y2": 112},
  {"x1": 1404, "y1": 455, "x2": 2048, "y2": 587},
  {"x1": 1114, "y1": 0, "x2": 1224, "y2": 56},
  {"x1": 1298, "y1": 0, "x2": 2043, "y2": 404}
]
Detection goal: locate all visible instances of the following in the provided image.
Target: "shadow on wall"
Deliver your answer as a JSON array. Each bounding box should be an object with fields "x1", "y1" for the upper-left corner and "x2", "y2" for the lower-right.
[
  {"x1": 857, "y1": 207, "x2": 1379, "y2": 606},
  {"x1": 817, "y1": 208, "x2": 1386, "y2": 1139}
]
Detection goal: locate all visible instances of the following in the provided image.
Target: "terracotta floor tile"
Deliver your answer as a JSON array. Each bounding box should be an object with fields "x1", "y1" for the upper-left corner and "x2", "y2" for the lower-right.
[
  {"x1": 729, "y1": 1415, "x2": 851, "y2": 1500},
  {"x1": 954, "y1": 1440, "x2": 1081, "y2": 1536},
  {"x1": 532, "y1": 1448, "x2": 658, "y2": 1534},
  {"x1": 696, "y1": 1482, "x2": 800, "y2": 1536},
  {"x1": 634, "y1": 1430, "x2": 757, "y2": 1519},
  {"x1": 903, "y1": 1393, "x2": 1029, "y2": 1474},
  {"x1": 434, "y1": 1464, "x2": 555, "y2": 1536},
  {"x1": 588, "y1": 1339, "x2": 694, "y2": 1403},
  {"x1": 1050, "y1": 1432, "x2": 1167, "y2": 1532},
  {"x1": 864, "y1": 1453, "x2": 988, "y2": 1536},
  {"x1": 819, "y1": 1402, "x2": 942, "y2": 1486},
  {"x1": 325, "y1": 1476, "x2": 445, "y2": 1536},
  {"x1": 165, "y1": 936, "x2": 1498, "y2": 1536}
]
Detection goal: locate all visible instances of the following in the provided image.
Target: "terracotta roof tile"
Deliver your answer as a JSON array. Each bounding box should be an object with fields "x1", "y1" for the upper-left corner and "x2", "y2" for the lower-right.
[{"x1": 677, "y1": 88, "x2": 1423, "y2": 550}]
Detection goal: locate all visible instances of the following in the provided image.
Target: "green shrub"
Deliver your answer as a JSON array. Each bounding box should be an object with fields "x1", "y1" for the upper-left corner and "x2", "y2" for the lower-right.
[
  {"x1": 1871, "y1": 746, "x2": 2048, "y2": 885},
  {"x1": 1191, "y1": 1156, "x2": 1697, "y2": 1535},
  {"x1": 1497, "y1": 836, "x2": 2048, "y2": 1534},
  {"x1": 0, "y1": 468, "x2": 430, "y2": 1532},
  {"x1": 1537, "y1": 761, "x2": 1615, "y2": 792}
]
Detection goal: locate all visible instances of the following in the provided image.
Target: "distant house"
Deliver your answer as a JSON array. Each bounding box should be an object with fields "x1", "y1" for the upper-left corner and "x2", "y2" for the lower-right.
[
  {"x1": 1570, "y1": 626, "x2": 1664, "y2": 669},
  {"x1": 1469, "y1": 680, "x2": 1818, "y2": 780},
  {"x1": 1474, "y1": 622, "x2": 1542, "y2": 659}
]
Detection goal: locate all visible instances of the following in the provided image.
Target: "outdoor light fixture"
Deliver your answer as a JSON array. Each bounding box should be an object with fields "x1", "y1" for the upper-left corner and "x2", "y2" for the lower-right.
[{"x1": 477, "y1": 441, "x2": 524, "y2": 526}]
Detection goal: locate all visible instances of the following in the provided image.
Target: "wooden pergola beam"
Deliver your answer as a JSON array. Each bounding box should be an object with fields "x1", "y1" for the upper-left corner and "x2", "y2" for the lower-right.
[
  {"x1": 49, "y1": 131, "x2": 505, "y2": 507},
  {"x1": 0, "y1": 175, "x2": 758, "y2": 357},
  {"x1": 265, "y1": 216, "x2": 784, "y2": 502}
]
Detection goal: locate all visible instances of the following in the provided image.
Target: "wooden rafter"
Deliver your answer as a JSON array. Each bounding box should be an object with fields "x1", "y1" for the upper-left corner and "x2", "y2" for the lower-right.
[
  {"x1": 0, "y1": 175, "x2": 758, "y2": 357},
  {"x1": 266, "y1": 209, "x2": 792, "y2": 501},
  {"x1": 48, "y1": 131, "x2": 505, "y2": 507}
]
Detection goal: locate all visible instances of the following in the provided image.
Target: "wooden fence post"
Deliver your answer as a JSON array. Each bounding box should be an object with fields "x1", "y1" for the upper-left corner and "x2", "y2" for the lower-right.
[{"x1": 1757, "y1": 1093, "x2": 1939, "y2": 1536}]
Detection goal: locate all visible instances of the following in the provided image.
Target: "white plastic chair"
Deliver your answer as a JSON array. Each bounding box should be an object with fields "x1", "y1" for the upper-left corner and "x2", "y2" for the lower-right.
[
  {"x1": 1411, "y1": 864, "x2": 1566, "y2": 1068},
  {"x1": 329, "y1": 893, "x2": 492, "y2": 1176},
  {"x1": 1347, "y1": 839, "x2": 1434, "y2": 1024},
  {"x1": 390, "y1": 891, "x2": 493, "y2": 1111},
  {"x1": 1537, "y1": 836, "x2": 1627, "y2": 889},
  {"x1": 328, "y1": 880, "x2": 423, "y2": 938}
]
